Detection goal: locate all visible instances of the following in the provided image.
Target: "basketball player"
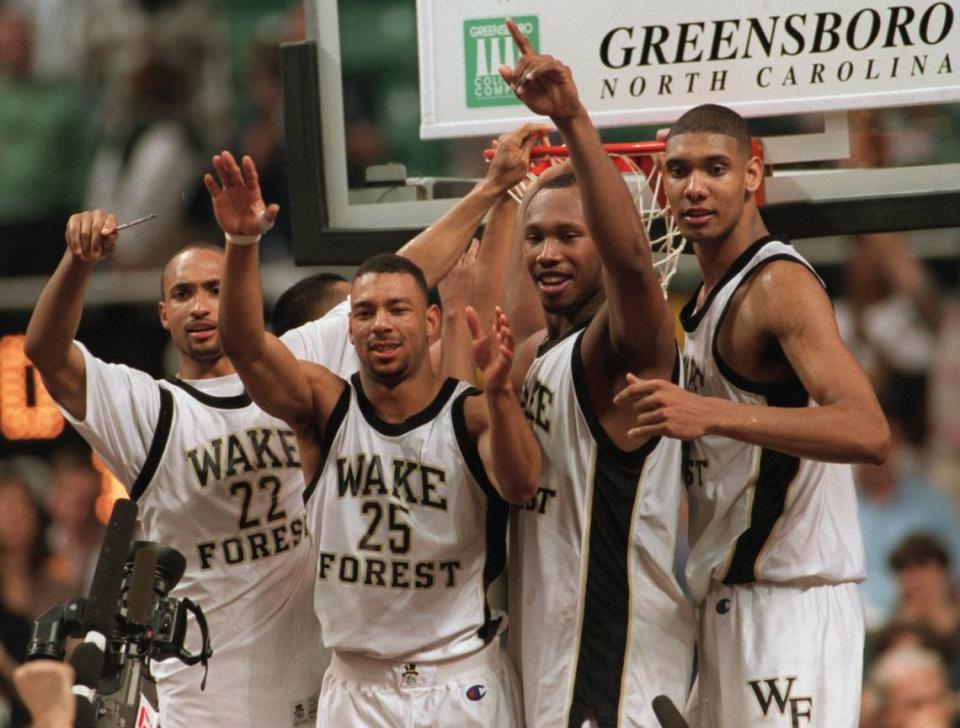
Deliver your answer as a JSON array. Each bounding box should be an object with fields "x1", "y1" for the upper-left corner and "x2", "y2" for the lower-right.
[
  {"x1": 23, "y1": 123, "x2": 542, "y2": 726},
  {"x1": 208, "y1": 150, "x2": 540, "y2": 727},
  {"x1": 277, "y1": 121, "x2": 548, "y2": 376},
  {"x1": 613, "y1": 104, "x2": 891, "y2": 726},
  {"x1": 24, "y1": 224, "x2": 326, "y2": 728},
  {"x1": 272, "y1": 272, "x2": 350, "y2": 336},
  {"x1": 496, "y1": 21, "x2": 696, "y2": 726}
]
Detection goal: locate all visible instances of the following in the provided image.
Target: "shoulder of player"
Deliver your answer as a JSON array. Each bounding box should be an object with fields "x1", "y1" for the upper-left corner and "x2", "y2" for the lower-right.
[
  {"x1": 738, "y1": 258, "x2": 831, "y2": 332},
  {"x1": 297, "y1": 361, "x2": 348, "y2": 430},
  {"x1": 508, "y1": 328, "x2": 546, "y2": 393},
  {"x1": 458, "y1": 385, "x2": 488, "y2": 433},
  {"x1": 515, "y1": 329, "x2": 545, "y2": 368}
]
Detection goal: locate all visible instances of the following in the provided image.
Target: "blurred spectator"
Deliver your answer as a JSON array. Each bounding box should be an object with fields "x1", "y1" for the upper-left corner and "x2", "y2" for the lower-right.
[
  {"x1": 45, "y1": 452, "x2": 105, "y2": 596},
  {"x1": 81, "y1": 0, "x2": 232, "y2": 268},
  {"x1": 0, "y1": 8, "x2": 93, "y2": 275},
  {"x1": 862, "y1": 646, "x2": 957, "y2": 728},
  {"x1": 835, "y1": 232, "x2": 940, "y2": 447},
  {"x1": 236, "y1": 17, "x2": 293, "y2": 258},
  {"x1": 929, "y1": 284, "x2": 960, "y2": 500},
  {"x1": 888, "y1": 535, "x2": 960, "y2": 675},
  {"x1": 838, "y1": 111, "x2": 943, "y2": 451},
  {"x1": 9, "y1": 0, "x2": 90, "y2": 82},
  {"x1": 857, "y1": 414, "x2": 960, "y2": 628},
  {"x1": 0, "y1": 467, "x2": 73, "y2": 620}
]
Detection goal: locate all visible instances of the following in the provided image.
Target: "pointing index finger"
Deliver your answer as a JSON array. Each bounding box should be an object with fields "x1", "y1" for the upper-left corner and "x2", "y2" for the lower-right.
[{"x1": 506, "y1": 18, "x2": 534, "y2": 55}]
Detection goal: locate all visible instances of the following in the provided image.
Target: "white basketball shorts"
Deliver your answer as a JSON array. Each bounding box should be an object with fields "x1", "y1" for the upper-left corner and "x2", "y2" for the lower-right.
[
  {"x1": 316, "y1": 639, "x2": 523, "y2": 728},
  {"x1": 690, "y1": 580, "x2": 864, "y2": 728}
]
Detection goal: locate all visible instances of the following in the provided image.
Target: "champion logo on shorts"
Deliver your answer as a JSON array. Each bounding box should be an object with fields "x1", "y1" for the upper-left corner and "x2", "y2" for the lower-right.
[
  {"x1": 716, "y1": 598, "x2": 731, "y2": 614},
  {"x1": 466, "y1": 684, "x2": 487, "y2": 701},
  {"x1": 400, "y1": 664, "x2": 422, "y2": 688}
]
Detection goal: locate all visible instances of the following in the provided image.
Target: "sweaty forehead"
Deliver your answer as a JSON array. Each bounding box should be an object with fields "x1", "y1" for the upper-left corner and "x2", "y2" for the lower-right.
[{"x1": 523, "y1": 185, "x2": 583, "y2": 227}]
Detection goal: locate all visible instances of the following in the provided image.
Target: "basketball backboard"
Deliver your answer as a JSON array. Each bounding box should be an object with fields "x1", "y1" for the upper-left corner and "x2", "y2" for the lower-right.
[{"x1": 285, "y1": 0, "x2": 960, "y2": 265}]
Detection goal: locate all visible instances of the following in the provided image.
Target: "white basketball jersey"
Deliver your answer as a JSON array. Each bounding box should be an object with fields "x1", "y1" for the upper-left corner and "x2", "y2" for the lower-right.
[
  {"x1": 509, "y1": 328, "x2": 695, "y2": 728},
  {"x1": 306, "y1": 374, "x2": 508, "y2": 662},
  {"x1": 59, "y1": 345, "x2": 323, "y2": 728},
  {"x1": 679, "y1": 237, "x2": 866, "y2": 606},
  {"x1": 280, "y1": 298, "x2": 359, "y2": 376}
]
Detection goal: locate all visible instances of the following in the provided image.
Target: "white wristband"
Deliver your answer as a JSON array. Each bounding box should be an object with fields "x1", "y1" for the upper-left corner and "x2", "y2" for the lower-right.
[{"x1": 224, "y1": 232, "x2": 261, "y2": 246}]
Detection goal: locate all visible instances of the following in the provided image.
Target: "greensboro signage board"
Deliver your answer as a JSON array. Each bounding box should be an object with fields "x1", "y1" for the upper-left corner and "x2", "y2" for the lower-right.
[{"x1": 417, "y1": 0, "x2": 959, "y2": 139}]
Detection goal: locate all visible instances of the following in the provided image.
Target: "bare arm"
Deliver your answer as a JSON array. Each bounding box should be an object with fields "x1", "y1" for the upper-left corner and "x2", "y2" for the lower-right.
[
  {"x1": 466, "y1": 307, "x2": 540, "y2": 503},
  {"x1": 397, "y1": 123, "x2": 547, "y2": 289},
  {"x1": 437, "y1": 241, "x2": 479, "y2": 383},
  {"x1": 615, "y1": 263, "x2": 890, "y2": 463},
  {"x1": 24, "y1": 211, "x2": 119, "y2": 419},
  {"x1": 500, "y1": 199, "x2": 546, "y2": 345},
  {"x1": 207, "y1": 152, "x2": 341, "y2": 432},
  {"x1": 501, "y1": 20, "x2": 674, "y2": 378},
  {"x1": 861, "y1": 232, "x2": 941, "y2": 327}
]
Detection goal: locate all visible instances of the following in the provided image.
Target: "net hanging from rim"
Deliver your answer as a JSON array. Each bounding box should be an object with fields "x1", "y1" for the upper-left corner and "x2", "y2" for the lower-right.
[{"x1": 485, "y1": 141, "x2": 685, "y2": 296}]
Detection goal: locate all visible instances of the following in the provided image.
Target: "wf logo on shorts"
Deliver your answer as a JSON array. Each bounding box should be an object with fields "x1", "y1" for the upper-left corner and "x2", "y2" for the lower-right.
[
  {"x1": 748, "y1": 677, "x2": 812, "y2": 727},
  {"x1": 466, "y1": 684, "x2": 486, "y2": 701},
  {"x1": 463, "y1": 17, "x2": 539, "y2": 108}
]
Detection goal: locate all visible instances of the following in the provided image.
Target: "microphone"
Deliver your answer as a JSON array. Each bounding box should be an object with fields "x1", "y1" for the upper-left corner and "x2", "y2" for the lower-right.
[
  {"x1": 84, "y1": 499, "x2": 139, "y2": 637},
  {"x1": 70, "y1": 641, "x2": 106, "y2": 728},
  {"x1": 127, "y1": 547, "x2": 158, "y2": 628},
  {"x1": 652, "y1": 695, "x2": 690, "y2": 728}
]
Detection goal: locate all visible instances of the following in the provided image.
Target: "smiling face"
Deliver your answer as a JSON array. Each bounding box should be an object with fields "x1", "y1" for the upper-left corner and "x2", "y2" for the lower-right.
[
  {"x1": 663, "y1": 132, "x2": 762, "y2": 246},
  {"x1": 521, "y1": 184, "x2": 604, "y2": 321},
  {"x1": 348, "y1": 271, "x2": 439, "y2": 385},
  {"x1": 158, "y1": 248, "x2": 226, "y2": 365}
]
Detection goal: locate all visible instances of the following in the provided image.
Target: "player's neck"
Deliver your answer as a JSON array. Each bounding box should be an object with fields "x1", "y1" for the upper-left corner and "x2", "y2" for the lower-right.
[
  {"x1": 176, "y1": 355, "x2": 236, "y2": 380},
  {"x1": 357, "y1": 364, "x2": 443, "y2": 424},
  {"x1": 694, "y1": 210, "x2": 769, "y2": 293},
  {"x1": 545, "y1": 290, "x2": 602, "y2": 342}
]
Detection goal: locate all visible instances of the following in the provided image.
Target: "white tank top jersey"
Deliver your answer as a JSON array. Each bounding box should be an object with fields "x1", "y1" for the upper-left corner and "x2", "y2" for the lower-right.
[
  {"x1": 57, "y1": 344, "x2": 324, "y2": 728},
  {"x1": 305, "y1": 374, "x2": 509, "y2": 663},
  {"x1": 679, "y1": 237, "x2": 867, "y2": 607},
  {"x1": 508, "y1": 327, "x2": 696, "y2": 728},
  {"x1": 280, "y1": 298, "x2": 359, "y2": 376}
]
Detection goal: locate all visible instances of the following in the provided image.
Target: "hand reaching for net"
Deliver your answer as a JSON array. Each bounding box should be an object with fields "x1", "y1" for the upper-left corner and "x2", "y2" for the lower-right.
[
  {"x1": 438, "y1": 239, "x2": 479, "y2": 314},
  {"x1": 485, "y1": 123, "x2": 552, "y2": 194},
  {"x1": 498, "y1": 18, "x2": 582, "y2": 122}
]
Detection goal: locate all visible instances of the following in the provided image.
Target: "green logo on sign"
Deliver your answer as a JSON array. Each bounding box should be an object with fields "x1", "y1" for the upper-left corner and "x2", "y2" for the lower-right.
[{"x1": 464, "y1": 16, "x2": 539, "y2": 108}]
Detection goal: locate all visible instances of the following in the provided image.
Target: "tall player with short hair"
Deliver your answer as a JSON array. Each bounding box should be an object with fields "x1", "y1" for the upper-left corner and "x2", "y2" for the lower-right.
[
  {"x1": 209, "y1": 150, "x2": 540, "y2": 727},
  {"x1": 497, "y1": 21, "x2": 696, "y2": 726},
  {"x1": 614, "y1": 103, "x2": 891, "y2": 725},
  {"x1": 25, "y1": 223, "x2": 326, "y2": 728}
]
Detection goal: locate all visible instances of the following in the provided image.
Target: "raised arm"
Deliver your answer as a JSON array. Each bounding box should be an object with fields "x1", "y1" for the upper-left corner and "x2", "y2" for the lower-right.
[
  {"x1": 24, "y1": 211, "x2": 119, "y2": 419},
  {"x1": 615, "y1": 263, "x2": 890, "y2": 463},
  {"x1": 499, "y1": 192, "x2": 546, "y2": 346},
  {"x1": 437, "y1": 240, "x2": 480, "y2": 383},
  {"x1": 397, "y1": 123, "x2": 547, "y2": 289},
  {"x1": 206, "y1": 152, "x2": 341, "y2": 434},
  {"x1": 501, "y1": 20, "x2": 674, "y2": 378},
  {"x1": 464, "y1": 307, "x2": 541, "y2": 504}
]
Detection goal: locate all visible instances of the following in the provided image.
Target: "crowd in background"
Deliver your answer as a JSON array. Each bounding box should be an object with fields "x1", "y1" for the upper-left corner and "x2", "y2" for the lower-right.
[{"x1": 1, "y1": 1, "x2": 959, "y2": 726}]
